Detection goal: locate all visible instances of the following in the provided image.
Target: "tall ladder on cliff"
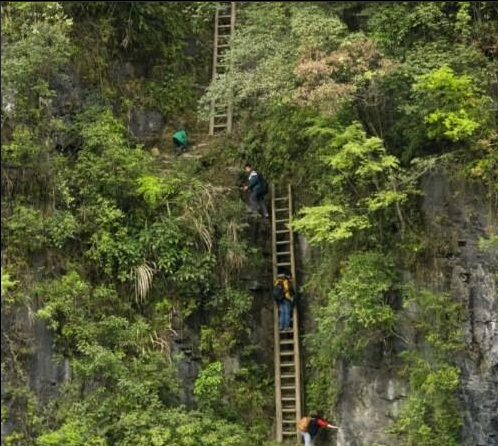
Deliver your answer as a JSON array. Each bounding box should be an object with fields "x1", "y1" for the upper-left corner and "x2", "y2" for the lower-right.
[
  {"x1": 209, "y1": 2, "x2": 236, "y2": 135},
  {"x1": 271, "y1": 184, "x2": 303, "y2": 443}
]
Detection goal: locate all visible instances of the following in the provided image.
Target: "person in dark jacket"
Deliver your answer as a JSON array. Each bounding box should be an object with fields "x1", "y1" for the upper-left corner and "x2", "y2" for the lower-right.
[
  {"x1": 297, "y1": 414, "x2": 339, "y2": 446},
  {"x1": 243, "y1": 163, "x2": 269, "y2": 218}
]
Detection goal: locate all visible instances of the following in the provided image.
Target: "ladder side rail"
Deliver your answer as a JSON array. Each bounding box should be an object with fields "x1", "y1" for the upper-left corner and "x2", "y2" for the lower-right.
[
  {"x1": 288, "y1": 184, "x2": 303, "y2": 442},
  {"x1": 227, "y1": 1, "x2": 236, "y2": 133},
  {"x1": 271, "y1": 184, "x2": 283, "y2": 442},
  {"x1": 209, "y1": 5, "x2": 220, "y2": 135}
]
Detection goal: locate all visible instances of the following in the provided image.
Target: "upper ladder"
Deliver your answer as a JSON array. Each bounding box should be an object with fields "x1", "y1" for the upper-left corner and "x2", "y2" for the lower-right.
[
  {"x1": 209, "y1": 2, "x2": 236, "y2": 135},
  {"x1": 271, "y1": 184, "x2": 303, "y2": 443}
]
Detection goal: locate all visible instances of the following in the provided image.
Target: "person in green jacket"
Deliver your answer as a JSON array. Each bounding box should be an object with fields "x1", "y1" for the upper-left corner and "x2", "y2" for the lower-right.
[{"x1": 172, "y1": 129, "x2": 188, "y2": 155}]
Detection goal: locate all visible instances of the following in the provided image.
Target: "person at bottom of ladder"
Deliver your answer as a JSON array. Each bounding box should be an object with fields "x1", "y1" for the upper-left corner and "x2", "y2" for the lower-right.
[
  {"x1": 243, "y1": 163, "x2": 269, "y2": 218},
  {"x1": 297, "y1": 414, "x2": 339, "y2": 446}
]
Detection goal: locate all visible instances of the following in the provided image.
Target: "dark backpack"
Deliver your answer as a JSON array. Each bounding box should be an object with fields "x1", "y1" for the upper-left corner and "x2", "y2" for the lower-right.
[
  {"x1": 273, "y1": 279, "x2": 284, "y2": 303},
  {"x1": 307, "y1": 418, "x2": 319, "y2": 437},
  {"x1": 257, "y1": 173, "x2": 268, "y2": 196}
]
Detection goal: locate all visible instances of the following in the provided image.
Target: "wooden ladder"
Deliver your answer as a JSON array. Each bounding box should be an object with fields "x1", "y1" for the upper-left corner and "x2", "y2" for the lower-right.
[
  {"x1": 209, "y1": 2, "x2": 236, "y2": 135},
  {"x1": 271, "y1": 184, "x2": 303, "y2": 443}
]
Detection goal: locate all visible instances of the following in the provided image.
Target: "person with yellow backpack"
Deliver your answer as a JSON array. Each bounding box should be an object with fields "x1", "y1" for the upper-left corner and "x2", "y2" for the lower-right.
[
  {"x1": 297, "y1": 414, "x2": 339, "y2": 446},
  {"x1": 273, "y1": 272, "x2": 295, "y2": 331}
]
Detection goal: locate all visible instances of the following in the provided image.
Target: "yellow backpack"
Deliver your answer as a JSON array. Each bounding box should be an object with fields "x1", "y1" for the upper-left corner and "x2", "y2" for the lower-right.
[{"x1": 297, "y1": 417, "x2": 311, "y2": 432}]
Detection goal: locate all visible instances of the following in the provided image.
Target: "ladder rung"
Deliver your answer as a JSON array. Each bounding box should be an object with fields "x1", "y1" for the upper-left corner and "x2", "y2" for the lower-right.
[
  {"x1": 281, "y1": 362, "x2": 295, "y2": 367},
  {"x1": 218, "y1": 25, "x2": 231, "y2": 28},
  {"x1": 274, "y1": 197, "x2": 288, "y2": 201},
  {"x1": 282, "y1": 420, "x2": 296, "y2": 424},
  {"x1": 213, "y1": 124, "x2": 228, "y2": 128},
  {"x1": 277, "y1": 251, "x2": 291, "y2": 255},
  {"x1": 277, "y1": 262, "x2": 292, "y2": 266},
  {"x1": 275, "y1": 230, "x2": 289, "y2": 234},
  {"x1": 218, "y1": 14, "x2": 232, "y2": 18},
  {"x1": 280, "y1": 339, "x2": 293, "y2": 345},
  {"x1": 276, "y1": 240, "x2": 290, "y2": 245},
  {"x1": 275, "y1": 219, "x2": 288, "y2": 223},
  {"x1": 282, "y1": 397, "x2": 296, "y2": 401},
  {"x1": 281, "y1": 385, "x2": 296, "y2": 390},
  {"x1": 218, "y1": 44, "x2": 230, "y2": 48},
  {"x1": 283, "y1": 431, "x2": 296, "y2": 435},
  {"x1": 280, "y1": 351, "x2": 294, "y2": 356},
  {"x1": 215, "y1": 114, "x2": 228, "y2": 118},
  {"x1": 275, "y1": 208, "x2": 289, "y2": 212},
  {"x1": 283, "y1": 408, "x2": 296, "y2": 412}
]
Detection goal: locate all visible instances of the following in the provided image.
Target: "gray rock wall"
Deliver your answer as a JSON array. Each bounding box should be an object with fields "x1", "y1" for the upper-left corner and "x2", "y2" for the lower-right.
[{"x1": 422, "y1": 171, "x2": 498, "y2": 446}]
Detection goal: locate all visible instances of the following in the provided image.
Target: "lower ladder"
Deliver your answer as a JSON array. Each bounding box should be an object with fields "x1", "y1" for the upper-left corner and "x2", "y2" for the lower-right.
[{"x1": 271, "y1": 184, "x2": 303, "y2": 443}]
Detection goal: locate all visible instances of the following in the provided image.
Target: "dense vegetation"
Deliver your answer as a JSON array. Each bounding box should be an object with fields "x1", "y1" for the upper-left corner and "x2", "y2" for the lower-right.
[
  {"x1": 2, "y1": 2, "x2": 497, "y2": 446},
  {"x1": 2, "y1": 3, "x2": 273, "y2": 446},
  {"x1": 205, "y1": 3, "x2": 497, "y2": 445}
]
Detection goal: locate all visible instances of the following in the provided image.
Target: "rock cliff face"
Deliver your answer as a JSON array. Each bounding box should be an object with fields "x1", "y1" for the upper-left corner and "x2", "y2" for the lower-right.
[
  {"x1": 313, "y1": 171, "x2": 497, "y2": 446},
  {"x1": 422, "y1": 171, "x2": 498, "y2": 446}
]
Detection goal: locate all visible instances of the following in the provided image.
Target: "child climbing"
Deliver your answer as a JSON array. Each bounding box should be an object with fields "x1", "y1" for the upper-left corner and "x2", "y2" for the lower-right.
[
  {"x1": 243, "y1": 163, "x2": 269, "y2": 218},
  {"x1": 273, "y1": 272, "x2": 295, "y2": 331}
]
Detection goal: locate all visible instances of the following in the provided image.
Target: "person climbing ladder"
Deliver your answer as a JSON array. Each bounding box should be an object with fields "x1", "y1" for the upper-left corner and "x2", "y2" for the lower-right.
[
  {"x1": 273, "y1": 272, "x2": 295, "y2": 331},
  {"x1": 243, "y1": 163, "x2": 269, "y2": 218}
]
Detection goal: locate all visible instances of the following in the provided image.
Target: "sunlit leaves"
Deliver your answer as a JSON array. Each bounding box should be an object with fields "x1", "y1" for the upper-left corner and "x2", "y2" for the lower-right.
[
  {"x1": 292, "y1": 122, "x2": 410, "y2": 245},
  {"x1": 412, "y1": 65, "x2": 491, "y2": 142}
]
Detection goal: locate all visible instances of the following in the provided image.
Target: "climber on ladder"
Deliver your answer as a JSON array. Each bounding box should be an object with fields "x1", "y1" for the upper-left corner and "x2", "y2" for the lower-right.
[
  {"x1": 273, "y1": 272, "x2": 295, "y2": 331},
  {"x1": 243, "y1": 163, "x2": 269, "y2": 218}
]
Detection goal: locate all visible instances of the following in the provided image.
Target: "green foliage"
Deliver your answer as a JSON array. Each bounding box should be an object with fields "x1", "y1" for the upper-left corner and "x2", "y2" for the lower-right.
[
  {"x1": 292, "y1": 122, "x2": 411, "y2": 245},
  {"x1": 61, "y1": 2, "x2": 213, "y2": 119},
  {"x1": 194, "y1": 361, "x2": 223, "y2": 410},
  {"x1": 3, "y1": 2, "x2": 497, "y2": 445},
  {"x1": 305, "y1": 250, "x2": 398, "y2": 415},
  {"x1": 45, "y1": 210, "x2": 78, "y2": 248},
  {"x1": 1, "y1": 125, "x2": 43, "y2": 167},
  {"x1": 367, "y1": 3, "x2": 451, "y2": 54},
  {"x1": 37, "y1": 421, "x2": 104, "y2": 446},
  {"x1": 1, "y1": 2, "x2": 73, "y2": 122},
  {"x1": 4, "y1": 205, "x2": 47, "y2": 255},
  {"x1": 478, "y1": 233, "x2": 498, "y2": 254},
  {"x1": 411, "y1": 66, "x2": 490, "y2": 142},
  {"x1": 1, "y1": 270, "x2": 18, "y2": 297},
  {"x1": 201, "y1": 2, "x2": 346, "y2": 114},
  {"x1": 292, "y1": 204, "x2": 371, "y2": 244},
  {"x1": 136, "y1": 175, "x2": 182, "y2": 210},
  {"x1": 309, "y1": 251, "x2": 397, "y2": 361},
  {"x1": 200, "y1": 288, "x2": 253, "y2": 359}
]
